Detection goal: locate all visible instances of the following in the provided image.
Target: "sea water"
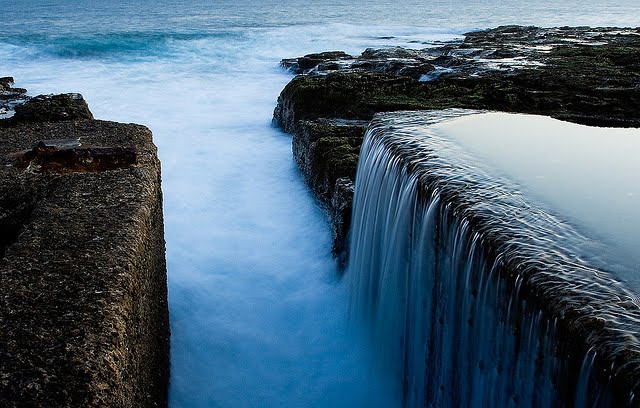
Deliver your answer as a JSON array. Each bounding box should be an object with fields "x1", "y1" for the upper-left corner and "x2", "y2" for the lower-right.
[
  {"x1": 2, "y1": 0, "x2": 639, "y2": 406},
  {"x1": 433, "y1": 113, "x2": 640, "y2": 287},
  {"x1": 347, "y1": 110, "x2": 640, "y2": 407}
]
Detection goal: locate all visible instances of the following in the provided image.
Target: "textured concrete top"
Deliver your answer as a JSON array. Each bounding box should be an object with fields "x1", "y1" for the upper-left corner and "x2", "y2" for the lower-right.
[{"x1": 0, "y1": 119, "x2": 169, "y2": 407}]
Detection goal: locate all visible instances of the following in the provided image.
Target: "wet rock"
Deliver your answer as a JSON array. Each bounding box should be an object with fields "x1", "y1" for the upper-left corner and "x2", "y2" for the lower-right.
[
  {"x1": 360, "y1": 46, "x2": 425, "y2": 60},
  {"x1": 292, "y1": 119, "x2": 366, "y2": 203},
  {"x1": 0, "y1": 77, "x2": 15, "y2": 90},
  {"x1": 0, "y1": 78, "x2": 29, "y2": 121},
  {"x1": 274, "y1": 25, "x2": 640, "y2": 263},
  {"x1": 10, "y1": 93, "x2": 94, "y2": 125},
  {"x1": 351, "y1": 59, "x2": 436, "y2": 79},
  {"x1": 280, "y1": 51, "x2": 354, "y2": 74},
  {"x1": 0, "y1": 89, "x2": 169, "y2": 407},
  {"x1": 331, "y1": 177, "x2": 354, "y2": 270},
  {"x1": 292, "y1": 119, "x2": 366, "y2": 269},
  {"x1": 274, "y1": 72, "x2": 433, "y2": 133},
  {"x1": 393, "y1": 62, "x2": 437, "y2": 79}
]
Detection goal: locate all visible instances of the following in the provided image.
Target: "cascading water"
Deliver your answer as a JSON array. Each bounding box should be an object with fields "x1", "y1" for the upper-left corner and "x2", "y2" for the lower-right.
[{"x1": 347, "y1": 110, "x2": 640, "y2": 407}]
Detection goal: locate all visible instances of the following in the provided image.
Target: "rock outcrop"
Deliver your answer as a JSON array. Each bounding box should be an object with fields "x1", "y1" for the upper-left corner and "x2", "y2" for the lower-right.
[
  {"x1": 0, "y1": 77, "x2": 29, "y2": 120},
  {"x1": 292, "y1": 119, "x2": 367, "y2": 267},
  {"x1": 0, "y1": 82, "x2": 169, "y2": 407},
  {"x1": 10, "y1": 93, "x2": 94, "y2": 124},
  {"x1": 273, "y1": 25, "x2": 640, "y2": 266}
]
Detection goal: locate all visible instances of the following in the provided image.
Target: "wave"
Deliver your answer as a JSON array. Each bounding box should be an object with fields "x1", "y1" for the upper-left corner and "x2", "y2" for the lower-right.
[{"x1": 0, "y1": 31, "x2": 242, "y2": 60}]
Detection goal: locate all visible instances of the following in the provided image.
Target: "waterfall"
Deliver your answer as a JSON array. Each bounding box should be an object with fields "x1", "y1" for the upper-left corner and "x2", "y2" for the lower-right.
[{"x1": 347, "y1": 110, "x2": 640, "y2": 407}]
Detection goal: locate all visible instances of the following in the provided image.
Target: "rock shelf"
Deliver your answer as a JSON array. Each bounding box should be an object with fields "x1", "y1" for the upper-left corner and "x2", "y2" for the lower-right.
[
  {"x1": 0, "y1": 84, "x2": 169, "y2": 407},
  {"x1": 273, "y1": 25, "x2": 640, "y2": 265}
]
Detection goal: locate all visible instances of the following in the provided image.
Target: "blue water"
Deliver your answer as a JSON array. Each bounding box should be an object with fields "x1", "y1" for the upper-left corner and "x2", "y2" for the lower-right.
[
  {"x1": 346, "y1": 111, "x2": 639, "y2": 407},
  {"x1": 2, "y1": 1, "x2": 639, "y2": 406}
]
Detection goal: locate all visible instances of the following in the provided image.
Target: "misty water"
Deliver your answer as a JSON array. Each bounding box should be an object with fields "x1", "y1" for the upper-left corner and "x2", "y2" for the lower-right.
[{"x1": 2, "y1": 0, "x2": 640, "y2": 406}]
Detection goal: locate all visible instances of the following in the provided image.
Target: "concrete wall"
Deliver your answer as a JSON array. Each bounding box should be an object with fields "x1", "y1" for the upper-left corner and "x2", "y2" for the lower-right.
[{"x1": 0, "y1": 119, "x2": 169, "y2": 407}]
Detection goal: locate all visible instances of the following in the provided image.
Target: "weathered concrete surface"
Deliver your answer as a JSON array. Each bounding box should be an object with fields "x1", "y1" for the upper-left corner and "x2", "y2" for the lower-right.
[
  {"x1": 273, "y1": 26, "x2": 640, "y2": 265},
  {"x1": 0, "y1": 117, "x2": 169, "y2": 406}
]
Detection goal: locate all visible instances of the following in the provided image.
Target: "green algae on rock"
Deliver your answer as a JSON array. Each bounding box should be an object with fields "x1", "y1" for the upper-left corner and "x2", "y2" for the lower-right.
[
  {"x1": 292, "y1": 119, "x2": 367, "y2": 268},
  {"x1": 273, "y1": 25, "x2": 640, "y2": 265}
]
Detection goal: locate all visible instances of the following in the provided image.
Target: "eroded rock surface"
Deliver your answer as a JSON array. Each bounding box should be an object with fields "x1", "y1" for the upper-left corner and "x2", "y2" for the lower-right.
[
  {"x1": 0, "y1": 77, "x2": 29, "y2": 120},
  {"x1": 0, "y1": 85, "x2": 169, "y2": 407},
  {"x1": 10, "y1": 93, "x2": 94, "y2": 124},
  {"x1": 292, "y1": 119, "x2": 367, "y2": 267},
  {"x1": 273, "y1": 25, "x2": 640, "y2": 265}
]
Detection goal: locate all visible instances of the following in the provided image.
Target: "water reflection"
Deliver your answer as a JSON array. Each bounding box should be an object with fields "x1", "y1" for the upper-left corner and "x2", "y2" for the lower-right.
[{"x1": 433, "y1": 112, "x2": 640, "y2": 287}]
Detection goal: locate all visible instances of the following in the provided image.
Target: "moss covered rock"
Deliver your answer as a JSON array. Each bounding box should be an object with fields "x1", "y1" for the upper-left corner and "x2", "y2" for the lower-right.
[{"x1": 274, "y1": 25, "x2": 640, "y2": 265}]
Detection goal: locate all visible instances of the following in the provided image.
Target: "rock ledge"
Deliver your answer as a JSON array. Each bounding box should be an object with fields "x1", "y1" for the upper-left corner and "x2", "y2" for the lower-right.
[
  {"x1": 0, "y1": 82, "x2": 169, "y2": 407},
  {"x1": 274, "y1": 25, "x2": 640, "y2": 265}
]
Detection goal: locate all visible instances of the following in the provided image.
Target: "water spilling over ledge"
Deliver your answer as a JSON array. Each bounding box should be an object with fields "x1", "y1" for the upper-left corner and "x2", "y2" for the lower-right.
[{"x1": 347, "y1": 110, "x2": 640, "y2": 407}]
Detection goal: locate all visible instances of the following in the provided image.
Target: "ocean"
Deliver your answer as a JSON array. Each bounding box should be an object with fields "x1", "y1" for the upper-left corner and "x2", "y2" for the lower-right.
[{"x1": 2, "y1": 0, "x2": 639, "y2": 407}]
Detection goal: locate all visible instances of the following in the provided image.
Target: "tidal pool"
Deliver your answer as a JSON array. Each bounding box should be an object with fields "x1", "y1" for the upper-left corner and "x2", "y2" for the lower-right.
[{"x1": 433, "y1": 112, "x2": 640, "y2": 288}]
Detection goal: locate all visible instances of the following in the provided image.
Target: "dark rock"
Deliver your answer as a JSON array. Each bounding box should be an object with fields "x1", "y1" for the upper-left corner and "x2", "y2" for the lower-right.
[
  {"x1": 0, "y1": 77, "x2": 14, "y2": 90},
  {"x1": 280, "y1": 51, "x2": 354, "y2": 74},
  {"x1": 10, "y1": 93, "x2": 94, "y2": 125},
  {"x1": 316, "y1": 61, "x2": 342, "y2": 71},
  {"x1": 274, "y1": 25, "x2": 640, "y2": 264},
  {"x1": 274, "y1": 72, "x2": 434, "y2": 134},
  {"x1": 430, "y1": 55, "x2": 468, "y2": 68},
  {"x1": 352, "y1": 59, "x2": 436, "y2": 79},
  {"x1": 292, "y1": 119, "x2": 366, "y2": 203},
  {"x1": 291, "y1": 119, "x2": 366, "y2": 269},
  {"x1": 0, "y1": 78, "x2": 30, "y2": 121},
  {"x1": 360, "y1": 46, "x2": 425, "y2": 60},
  {"x1": 0, "y1": 88, "x2": 27, "y2": 99},
  {"x1": 331, "y1": 177, "x2": 355, "y2": 270},
  {"x1": 279, "y1": 47, "x2": 436, "y2": 80},
  {"x1": 394, "y1": 62, "x2": 437, "y2": 79},
  {"x1": 0, "y1": 101, "x2": 169, "y2": 405}
]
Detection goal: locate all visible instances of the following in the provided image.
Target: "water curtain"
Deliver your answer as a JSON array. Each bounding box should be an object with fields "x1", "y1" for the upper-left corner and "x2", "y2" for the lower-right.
[{"x1": 347, "y1": 110, "x2": 640, "y2": 407}]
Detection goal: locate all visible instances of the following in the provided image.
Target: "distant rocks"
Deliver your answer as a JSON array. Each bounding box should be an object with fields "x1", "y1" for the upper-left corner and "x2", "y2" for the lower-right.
[
  {"x1": 0, "y1": 76, "x2": 20, "y2": 91},
  {"x1": 273, "y1": 25, "x2": 640, "y2": 266},
  {"x1": 281, "y1": 51, "x2": 354, "y2": 73},
  {"x1": 281, "y1": 47, "x2": 435, "y2": 80},
  {"x1": 0, "y1": 77, "x2": 29, "y2": 120},
  {"x1": 1, "y1": 78, "x2": 94, "y2": 125}
]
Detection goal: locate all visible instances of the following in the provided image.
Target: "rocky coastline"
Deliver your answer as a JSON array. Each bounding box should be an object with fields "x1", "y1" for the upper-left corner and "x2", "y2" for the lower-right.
[
  {"x1": 0, "y1": 79, "x2": 169, "y2": 407},
  {"x1": 273, "y1": 25, "x2": 640, "y2": 267}
]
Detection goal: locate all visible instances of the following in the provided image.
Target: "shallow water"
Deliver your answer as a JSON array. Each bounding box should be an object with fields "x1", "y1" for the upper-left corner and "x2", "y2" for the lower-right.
[
  {"x1": 434, "y1": 113, "x2": 640, "y2": 287},
  {"x1": 2, "y1": 0, "x2": 640, "y2": 406}
]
